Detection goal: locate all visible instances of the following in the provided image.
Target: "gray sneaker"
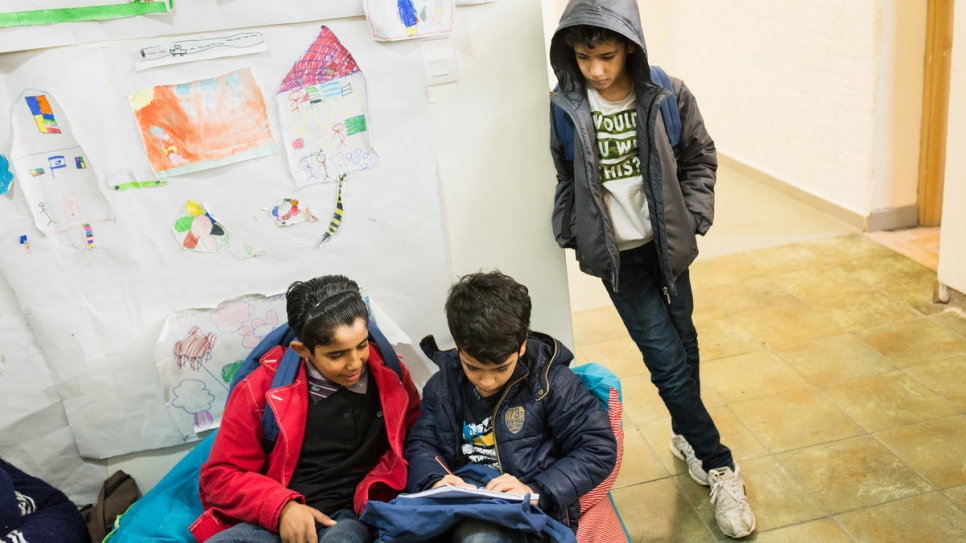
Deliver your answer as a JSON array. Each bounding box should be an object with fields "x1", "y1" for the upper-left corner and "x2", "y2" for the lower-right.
[
  {"x1": 708, "y1": 465, "x2": 756, "y2": 539},
  {"x1": 670, "y1": 434, "x2": 709, "y2": 486}
]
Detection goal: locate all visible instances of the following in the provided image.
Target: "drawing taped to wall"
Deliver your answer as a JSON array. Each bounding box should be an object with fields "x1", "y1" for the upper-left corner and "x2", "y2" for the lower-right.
[
  {"x1": 173, "y1": 200, "x2": 264, "y2": 258},
  {"x1": 136, "y1": 31, "x2": 269, "y2": 71},
  {"x1": 129, "y1": 67, "x2": 277, "y2": 179},
  {"x1": 277, "y1": 26, "x2": 379, "y2": 190},
  {"x1": 365, "y1": 0, "x2": 455, "y2": 41},
  {"x1": 0, "y1": 155, "x2": 13, "y2": 196},
  {"x1": 319, "y1": 173, "x2": 347, "y2": 246},
  {"x1": 9, "y1": 89, "x2": 113, "y2": 234},
  {"x1": 156, "y1": 292, "x2": 287, "y2": 434},
  {"x1": 270, "y1": 197, "x2": 318, "y2": 227}
]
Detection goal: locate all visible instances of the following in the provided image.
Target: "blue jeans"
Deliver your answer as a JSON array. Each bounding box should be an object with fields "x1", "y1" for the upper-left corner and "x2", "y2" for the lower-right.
[
  {"x1": 206, "y1": 510, "x2": 371, "y2": 543},
  {"x1": 451, "y1": 519, "x2": 530, "y2": 543},
  {"x1": 605, "y1": 243, "x2": 733, "y2": 471}
]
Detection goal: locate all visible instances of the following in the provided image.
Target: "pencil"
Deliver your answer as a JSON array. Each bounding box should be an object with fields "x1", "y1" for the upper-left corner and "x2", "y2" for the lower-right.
[{"x1": 435, "y1": 456, "x2": 454, "y2": 476}]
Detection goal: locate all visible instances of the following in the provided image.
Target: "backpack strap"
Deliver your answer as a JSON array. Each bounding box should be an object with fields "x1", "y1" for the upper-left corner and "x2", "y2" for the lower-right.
[
  {"x1": 259, "y1": 319, "x2": 403, "y2": 452},
  {"x1": 648, "y1": 65, "x2": 682, "y2": 147}
]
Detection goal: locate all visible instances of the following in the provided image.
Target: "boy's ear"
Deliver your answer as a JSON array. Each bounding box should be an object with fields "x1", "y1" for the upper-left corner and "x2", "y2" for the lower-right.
[
  {"x1": 289, "y1": 340, "x2": 311, "y2": 359},
  {"x1": 518, "y1": 341, "x2": 527, "y2": 358},
  {"x1": 625, "y1": 42, "x2": 635, "y2": 55}
]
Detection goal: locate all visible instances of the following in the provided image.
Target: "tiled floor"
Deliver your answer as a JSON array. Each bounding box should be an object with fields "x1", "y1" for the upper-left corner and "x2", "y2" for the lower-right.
[{"x1": 568, "y1": 164, "x2": 966, "y2": 541}]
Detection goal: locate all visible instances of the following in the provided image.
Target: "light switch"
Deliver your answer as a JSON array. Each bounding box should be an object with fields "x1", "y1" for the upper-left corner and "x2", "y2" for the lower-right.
[{"x1": 423, "y1": 48, "x2": 458, "y2": 86}]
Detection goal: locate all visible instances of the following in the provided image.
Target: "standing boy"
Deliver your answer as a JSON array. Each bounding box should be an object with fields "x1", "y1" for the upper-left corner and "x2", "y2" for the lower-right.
[
  {"x1": 405, "y1": 271, "x2": 616, "y2": 541},
  {"x1": 548, "y1": 0, "x2": 755, "y2": 538}
]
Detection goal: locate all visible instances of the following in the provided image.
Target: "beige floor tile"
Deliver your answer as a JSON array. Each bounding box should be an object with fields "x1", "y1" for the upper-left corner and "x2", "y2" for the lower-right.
[
  {"x1": 773, "y1": 333, "x2": 894, "y2": 386},
  {"x1": 801, "y1": 233, "x2": 897, "y2": 265},
  {"x1": 731, "y1": 303, "x2": 844, "y2": 347},
  {"x1": 702, "y1": 351, "x2": 810, "y2": 403},
  {"x1": 876, "y1": 415, "x2": 966, "y2": 489},
  {"x1": 610, "y1": 478, "x2": 717, "y2": 543},
  {"x1": 635, "y1": 417, "x2": 687, "y2": 478},
  {"x1": 697, "y1": 277, "x2": 800, "y2": 318},
  {"x1": 930, "y1": 309, "x2": 966, "y2": 338},
  {"x1": 824, "y1": 371, "x2": 959, "y2": 432},
  {"x1": 689, "y1": 252, "x2": 763, "y2": 288},
  {"x1": 571, "y1": 305, "x2": 627, "y2": 348},
  {"x1": 905, "y1": 354, "x2": 966, "y2": 410},
  {"x1": 835, "y1": 492, "x2": 966, "y2": 543},
  {"x1": 855, "y1": 318, "x2": 966, "y2": 368},
  {"x1": 776, "y1": 436, "x2": 932, "y2": 513},
  {"x1": 746, "y1": 518, "x2": 853, "y2": 543},
  {"x1": 730, "y1": 389, "x2": 864, "y2": 453},
  {"x1": 946, "y1": 484, "x2": 966, "y2": 513},
  {"x1": 842, "y1": 252, "x2": 935, "y2": 288},
  {"x1": 769, "y1": 266, "x2": 869, "y2": 303},
  {"x1": 613, "y1": 423, "x2": 669, "y2": 489},
  {"x1": 677, "y1": 456, "x2": 826, "y2": 536},
  {"x1": 802, "y1": 290, "x2": 922, "y2": 331},
  {"x1": 620, "y1": 374, "x2": 670, "y2": 426},
  {"x1": 743, "y1": 243, "x2": 827, "y2": 276},
  {"x1": 691, "y1": 317, "x2": 764, "y2": 362},
  {"x1": 580, "y1": 337, "x2": 649, "y2": 379}
]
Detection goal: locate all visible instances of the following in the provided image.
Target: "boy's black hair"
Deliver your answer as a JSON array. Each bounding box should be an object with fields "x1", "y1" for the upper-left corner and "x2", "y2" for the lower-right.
[
  {"x1": 445, "y1": 271, "x2": 531, "y2": 365},
  {"x1": 561, "y1": 24, "x2": 629, "y2": 51},
  {"x1": 286, "y1": 275, "x2": 368, "y2": 352}
]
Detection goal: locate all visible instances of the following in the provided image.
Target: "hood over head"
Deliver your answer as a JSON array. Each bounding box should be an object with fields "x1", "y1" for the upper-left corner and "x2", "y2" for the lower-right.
[{"x1": 550, "y1": 0, "x2": 651, "y2": 94}]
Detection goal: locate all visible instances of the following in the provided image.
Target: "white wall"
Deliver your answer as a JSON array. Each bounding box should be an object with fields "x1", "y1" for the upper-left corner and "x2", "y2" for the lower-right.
[
  {"x1": 0, "y1": 0, "x2": 571, "y2": 499},
  {"x1": 939, "y1": 5, "x2": 966, "y2": 295},
  {"x1": 636, "y1": 0, "x2": 925, "y2": 220}
]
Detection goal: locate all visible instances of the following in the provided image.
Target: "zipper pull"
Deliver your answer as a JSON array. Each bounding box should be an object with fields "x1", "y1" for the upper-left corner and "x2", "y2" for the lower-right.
[{"x1": 663, "y1": 286, "x2": 671, "y2": 304}]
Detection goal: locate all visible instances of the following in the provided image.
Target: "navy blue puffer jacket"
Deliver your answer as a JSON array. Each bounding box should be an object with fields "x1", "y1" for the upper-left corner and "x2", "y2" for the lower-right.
[{"x1": 404, "y1": 332, "x2": 617, "y2": 531}]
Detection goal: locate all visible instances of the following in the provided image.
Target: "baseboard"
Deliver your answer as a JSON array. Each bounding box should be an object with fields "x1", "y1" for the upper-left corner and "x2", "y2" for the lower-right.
[
  {"x1": 866, "y1": 204, "x2": 919, "y2": 232},
  {"x1": 718, "y1": 154, "x2": 868, "y2": 230}
]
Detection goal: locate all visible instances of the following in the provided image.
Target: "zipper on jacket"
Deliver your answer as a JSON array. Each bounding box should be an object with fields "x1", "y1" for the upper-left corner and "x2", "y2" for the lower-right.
[
  {"x1": 490, "y1": 372, "x2": 528, "y2": 474},
  {"x1": 663, "y1": 286, "x2": 671, "y2": 304}
]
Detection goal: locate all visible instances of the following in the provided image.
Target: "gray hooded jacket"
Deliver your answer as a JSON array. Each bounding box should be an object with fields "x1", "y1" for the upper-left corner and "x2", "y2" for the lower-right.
[{"x1": 549, "y1": 0, "x2": 716, "y2": 295}]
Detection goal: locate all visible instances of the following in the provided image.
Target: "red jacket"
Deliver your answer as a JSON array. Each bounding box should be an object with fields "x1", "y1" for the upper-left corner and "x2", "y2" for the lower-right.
[{"x1": 190, "y1": 342, "x2": 421, "y2": 542}]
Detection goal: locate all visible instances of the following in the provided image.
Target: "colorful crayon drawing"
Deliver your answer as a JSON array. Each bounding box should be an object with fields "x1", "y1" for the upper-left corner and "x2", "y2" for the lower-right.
[
  {"x1": 0, "y1": 155, "x2": 12, "y2": 196},
  {"x1": 277, "y1": 26, "x2": 379, "y2": 190},
  {"x1": 82, "y1": 223, "x2": 94, "y2": 249},
  {"x1": 271, "y1": 197, "x2": 317, "y2": 227},
  {"x1": 156, "y1": 292, "x2": 287, "y2": 434},
  {"x1": 129, "y1": 67, "x2": 277, "y2": 179},
  {"x1": 9, "y1": 90, "x2": 113, "y2": 234},
  {"x1": 365, "y1": 0, "x2": 455, "y2": 41},
  {"x1": 24, "y1": 95, "x2": 60, "y2": 133},
  {"x1": 319, "y1": 174, "x2": 347, "y2": 246},
  {"x1": 172, "y1": 200, "x2": 264, "y2": 259}
]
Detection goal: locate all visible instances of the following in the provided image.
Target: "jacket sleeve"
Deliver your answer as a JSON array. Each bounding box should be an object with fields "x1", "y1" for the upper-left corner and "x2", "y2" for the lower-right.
[
  {"x1": 403, "y1": 373, "x2": 451, "y2": 493},
  {"x1": 198, "y1": 377, "x2": 302, "y2": 533},
  {"x1": 1, "y1": 459, "x2": 89, "y2": 543},
  {"x1": 529, "y1": 367, "x2": 617, "y2": 515},
  {"x1": 549, "y1": 103, "x2": 578, "y2": 250},
  {"x1": 673, "y1": 79, "x2": 717, "y2": 235}
]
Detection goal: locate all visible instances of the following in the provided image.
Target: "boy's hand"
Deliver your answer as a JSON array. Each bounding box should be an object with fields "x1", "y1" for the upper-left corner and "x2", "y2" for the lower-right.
[
  {"x1": 431, "y1": 474, "x2": 474, "y2": 488},
  {"x1": 278, "y1": 500, "x2": 335, "y2": 543},
  {"x1": 485, "y1": 473, "x2": 535, "y2": 498}
]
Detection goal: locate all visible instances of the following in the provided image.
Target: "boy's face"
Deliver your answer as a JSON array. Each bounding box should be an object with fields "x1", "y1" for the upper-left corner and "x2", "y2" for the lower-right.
[
  {"x1": 574, "y1": 39, "x2": 634, "y2": 98},
  {"x1": 291, "y1": 317, "x2": 369, "y2": 387},
  {"x1": 459, "y1": 342, "x2": 527, "y2": 398}
]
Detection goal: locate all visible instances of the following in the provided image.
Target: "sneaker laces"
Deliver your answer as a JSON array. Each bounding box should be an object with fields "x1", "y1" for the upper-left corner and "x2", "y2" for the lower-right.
[{"x1": 709, "y1": 468, "x2": 746, "y2": 508}]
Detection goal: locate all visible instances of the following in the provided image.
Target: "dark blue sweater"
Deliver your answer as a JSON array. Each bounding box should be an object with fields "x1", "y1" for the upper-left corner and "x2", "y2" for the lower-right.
[{"x1": 1, "y1": 459, "x2": 89, "y2": 543}]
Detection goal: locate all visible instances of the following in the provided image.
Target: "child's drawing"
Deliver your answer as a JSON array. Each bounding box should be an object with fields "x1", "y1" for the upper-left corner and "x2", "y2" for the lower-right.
[
  {"x1": 173, "y1": 325, "x2": 216, "y2": 371},
  {"x1": 130, "y1": 67, "x2": 277, "y2": 179},
  {"x1": 172, "y1": 200, "x2": 264, "y2": 259},
  {"x1": 9, "y1": 90, "x2": 113, "y2": 234},
  {"x1": 0, "y1": 155, "x2": 13, "y2": 196},
  {"x1": 171, "y1": 379, "x2": 216, "y2": 431},
  {"x1": 365, "y1": 0, "x2": 454, "y2": 41},
  {"x1": 156, "y1": 292, "x2": 287, "y2": 435},
  {"x1": 270, "y1": 197, "x2": 318, "y2": 227},
  {"x1": 277, "y1": 26, "x2": 379, "y2": 190}
]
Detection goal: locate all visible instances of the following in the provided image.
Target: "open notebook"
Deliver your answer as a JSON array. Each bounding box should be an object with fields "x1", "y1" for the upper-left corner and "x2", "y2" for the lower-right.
[{"x1": 396, "y1": 485, "x2": 539, "y2": 503}]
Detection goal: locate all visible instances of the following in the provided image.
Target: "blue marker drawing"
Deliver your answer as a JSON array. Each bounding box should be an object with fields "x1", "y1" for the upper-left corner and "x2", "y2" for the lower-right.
[
  {"x1": 398, "y1": 0, "x2": 418, "y2": 34},
  {"x1": 0, "y1": 155, "x2": 12, "y2": 195}
]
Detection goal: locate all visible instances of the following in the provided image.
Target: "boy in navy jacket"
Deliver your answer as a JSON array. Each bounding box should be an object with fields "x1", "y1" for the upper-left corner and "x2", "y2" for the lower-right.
[{"x1": 405, "y1": 271, "x2": 616, "y2": 541}]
